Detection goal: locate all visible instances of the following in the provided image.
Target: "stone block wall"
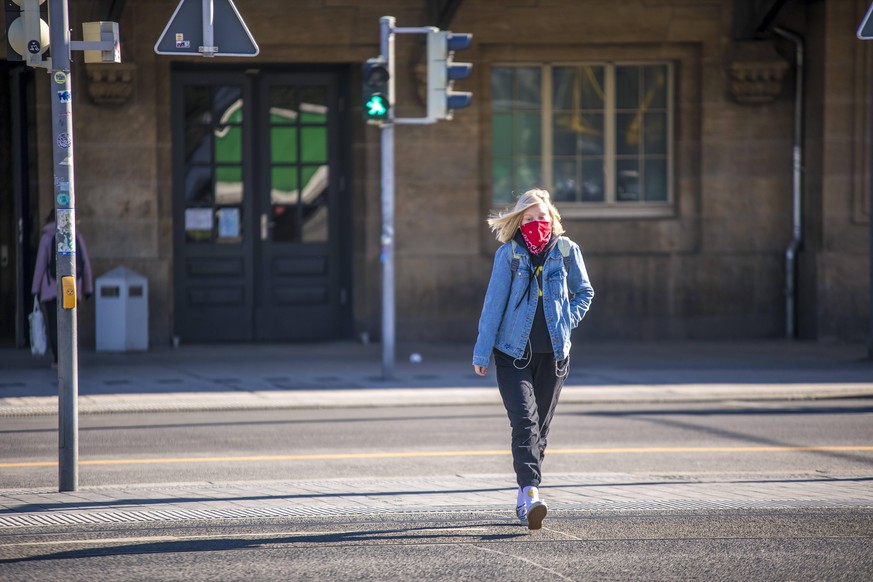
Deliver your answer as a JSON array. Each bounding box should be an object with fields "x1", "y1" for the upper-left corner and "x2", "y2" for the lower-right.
[{"x1": 14, "y1": 0, "x2": 868, "y2": 345}]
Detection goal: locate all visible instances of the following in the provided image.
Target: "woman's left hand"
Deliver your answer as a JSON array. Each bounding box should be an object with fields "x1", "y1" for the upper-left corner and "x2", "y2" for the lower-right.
[{"x1": 473, "y1": 365, "x2": 488, "y2": 376}]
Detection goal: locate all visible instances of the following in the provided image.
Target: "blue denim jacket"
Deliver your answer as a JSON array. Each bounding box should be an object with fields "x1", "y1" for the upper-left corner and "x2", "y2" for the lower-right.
[{"x1": 472, "y1": 237, "x2": 594, "y2": 367}]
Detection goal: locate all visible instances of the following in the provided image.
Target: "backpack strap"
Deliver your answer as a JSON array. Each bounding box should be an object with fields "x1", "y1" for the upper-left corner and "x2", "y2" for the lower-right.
[
  {"x1": 509, "y1": 240, "x2": 523, "y2": 275},
  {"x1": 557, "y1": 237, "x2": 571, "y2": 271}
]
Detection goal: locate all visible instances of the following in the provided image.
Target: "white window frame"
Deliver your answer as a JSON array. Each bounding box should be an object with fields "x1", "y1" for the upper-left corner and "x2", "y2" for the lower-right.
[{"x1": 491, "y1": 61, "x2": 675, "y2": 219}]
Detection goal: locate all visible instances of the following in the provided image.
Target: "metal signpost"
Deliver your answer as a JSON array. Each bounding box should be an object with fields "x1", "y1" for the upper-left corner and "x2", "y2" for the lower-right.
[
  {"x1": 47, "y1": 0, "x2": 78, "y2": 493},
  {"x1": 366, "y1": 16, "x2": 473, "y2": 379},
  {"x1": 7, "y1": 0, "x2": 255, "y2": 492},
  {"x1": 858, "y1": 5, "x2": 873, "y2": 359},
  {"x1": 5, "y1": 0, "x2": 120, "y2": 491}
]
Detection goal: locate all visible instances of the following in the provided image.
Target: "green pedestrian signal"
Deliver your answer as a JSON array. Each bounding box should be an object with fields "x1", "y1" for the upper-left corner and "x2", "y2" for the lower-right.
[
  {"x1": 362, "y1": 57, "x2": 391, "y2": 123},
  {"x1": 365, "y1": 94, "x2": 389, "y2": 119}
]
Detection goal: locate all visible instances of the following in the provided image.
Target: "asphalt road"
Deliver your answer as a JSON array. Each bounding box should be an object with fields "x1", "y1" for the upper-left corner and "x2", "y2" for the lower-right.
[
  {"x1": 1, "y1": 510, "x2": 872, "y2": 580},
  {"x1": 2, "y1": 400, "x2": 873, "y2": 487},
  {"x1": 1, "y1": 399, "x2": 872, "y2": 580}
]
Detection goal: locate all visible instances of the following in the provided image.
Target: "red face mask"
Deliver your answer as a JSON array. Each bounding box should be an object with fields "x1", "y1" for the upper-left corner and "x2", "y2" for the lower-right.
[{"x1": 520, "y1": 220, "x2": 552, "y2": 255}]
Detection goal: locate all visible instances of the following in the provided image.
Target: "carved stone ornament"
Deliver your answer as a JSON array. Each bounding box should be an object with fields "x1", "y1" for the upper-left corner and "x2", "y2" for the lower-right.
[
  {"x1": 84, "y1": 63, "x2": 136, "y2": 107},
  {"x1": 727, "y1": 41, "x2": 789, "y2": 104}
]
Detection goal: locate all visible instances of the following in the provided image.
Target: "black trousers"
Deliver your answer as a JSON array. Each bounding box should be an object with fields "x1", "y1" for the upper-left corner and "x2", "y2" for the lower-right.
[{"x1": 494, "y1": 349, "x2": 568, "y2": 488}]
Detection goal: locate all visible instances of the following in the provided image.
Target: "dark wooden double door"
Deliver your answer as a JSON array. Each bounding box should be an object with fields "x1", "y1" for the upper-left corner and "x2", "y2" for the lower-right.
[{"x1": 172, "y1": 67, "x2": 349, "y2": 342}]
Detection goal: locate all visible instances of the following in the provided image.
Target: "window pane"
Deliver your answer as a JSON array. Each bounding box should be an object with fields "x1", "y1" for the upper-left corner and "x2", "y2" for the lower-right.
[
  {"x1": 216, "y1": 206, "x2": 242, "y2": 243},
  {"x1": 552, "y1": 113, "x2": 575, "y2": 156},
  {"x1": 270, "y1": 87, "x2": 298, "y2": 124},
  {"x1": 302, "y1": 203, "x2": 328, "y2": 242},
  {"x1": 271, "y1": 166, "x2": 299, "y2": 205},
  {"x1": 299, "y1": 88, "x2": 328, "y2": 122},
  {"x1": 616, "y1": 159, "x2": 640, "y2": 201},
  {"x1": 215, "y1": 166, "x2": 243, "y2": 205},
  {"x1": 515, "y1": 68, "x2": 541, "y2": 109},
  {"x1": 579, "y1": 65, "x2": 605, "y2": 109},
  {"x1": 185, "y1": 124, "x2": 211, "y2": 164},
  {"x1": 302, "y1": 175, "x2": 329, "y2": 243},
  {"x1": 514, "y1": 113, "x2": 541, "y2": 156},
  {"x1": 301, "y1": 127, "x2": 327, "y2": 163},
  {"x1": 515, "y1": 158, "x2": 542, "y2": 193},
  {"x1": 185, "y1": 86, "x2": 212, "y2": 125},
  {"x1": 580, "y1": 159, "x2": 605, "y2": 202},
  {"x1": 644, "y1": 65, "x2": 668, "y2": 109},
  {"x1": 492, "y1": 67, "x2": 514, "y2": 110},
  {"x1": 644, "y1": 159, "x2": 668, "y2": 201},
  {"x1": 301, "y1": 165, "x2": 328, "y2": 201},
  {"x1": 271, "y1": 127, "x2": 298, "y2": 163},
  {"x1": 553, "y1": 159, "x2": 578, "y2": 202},
  {"x1": 492, "y1": 113, "x2": 512, "y2": 158},
  {"x1": 616, "y1": 66, "x2": 639, "y2": 109},
  {"x1": 214, "y1": 125, "x2": 242, "y2": 164},
  {"x1": 184, "y1": 207, "x2": 213, "y2": 243},
  {"x1": 272, "y1": 205, "x2": 297, "y2": 242},
  {"x1": 554, "y1": 66, "x2": 605, "y2": 110},
  {"x1": 579, "y1": 113, "x2": 604, "y2": 155},
  {"x1": 214, "y1": 86, "x2": 242, "y2": 123},
  {"x1": 643, "y1": 112, "x2": 667, "y2": 155},
  {"x1": 553, "y1": 112, "x2": 604, "y2": 157},
  {"x1": 616, "y1": 113, "x2": 640, "y2": 156},
  {"x1": 552, "y1": 67, "x2": 575, "y2": 110},
  {"x1": 185, "y1": 165, "x2": 213, "y2": 205},
  {"x1": 492, "y1": 159, "x2": 513, "y2": 203}
]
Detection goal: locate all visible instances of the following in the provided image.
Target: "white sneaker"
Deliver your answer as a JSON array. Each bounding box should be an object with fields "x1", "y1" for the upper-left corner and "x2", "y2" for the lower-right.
[
  {"x1": 515, "y1": 504, "x2": 528, "y2": 526},
  {"x1": 523, "y1": 486, "x2": 548, "y2": 530}
]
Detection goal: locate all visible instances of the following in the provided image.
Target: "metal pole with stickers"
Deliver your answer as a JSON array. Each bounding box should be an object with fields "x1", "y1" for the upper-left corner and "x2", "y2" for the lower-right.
[
  {"x1": 6, "y1": 0, "x2": 120, "y2": 492},
  {"x1": 363, "y1": 16, "x2": 474, "y2": 379},
  {"x1": 47, "y1": 0, "x2": 78, "y2": 493}
]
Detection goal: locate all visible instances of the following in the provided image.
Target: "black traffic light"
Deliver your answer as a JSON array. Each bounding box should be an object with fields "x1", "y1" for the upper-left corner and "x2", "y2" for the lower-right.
[{"x1": 362, "y1": 57, "x2": 391, "y2": 123}]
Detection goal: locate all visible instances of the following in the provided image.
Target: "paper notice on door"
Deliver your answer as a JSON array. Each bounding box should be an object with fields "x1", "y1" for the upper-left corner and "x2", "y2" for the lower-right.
[
  {"x1": 185, "y1": 208, "x2": 213, "y2": 232},
  {"x1": 217, "y1": 207, "x2": 241, "y2": 241}
]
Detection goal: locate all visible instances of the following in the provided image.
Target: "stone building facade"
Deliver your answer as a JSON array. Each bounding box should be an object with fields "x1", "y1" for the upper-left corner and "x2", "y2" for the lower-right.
[{"x1": 0, "y1": 0, "x2": 869, "y2": 348}]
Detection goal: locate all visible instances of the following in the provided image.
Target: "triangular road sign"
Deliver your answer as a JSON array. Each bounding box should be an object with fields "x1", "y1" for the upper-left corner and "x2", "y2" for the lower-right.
[
  {"x1": 155, "y1": 0, "x2": 259, "y2": 57},
  {"x1": 859, "y1": 2, "x2": 873, "y2": 39}
]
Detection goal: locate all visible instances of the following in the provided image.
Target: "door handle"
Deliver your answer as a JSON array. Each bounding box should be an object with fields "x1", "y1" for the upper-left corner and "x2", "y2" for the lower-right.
[{"x1": 261, "y1": 213, "x2": 268, "y2": 240}]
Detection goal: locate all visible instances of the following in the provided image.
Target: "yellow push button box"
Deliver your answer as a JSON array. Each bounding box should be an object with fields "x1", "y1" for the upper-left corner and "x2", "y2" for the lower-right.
[{"x1": 62, "y1": 276, "x2": 77, "y2": 309}]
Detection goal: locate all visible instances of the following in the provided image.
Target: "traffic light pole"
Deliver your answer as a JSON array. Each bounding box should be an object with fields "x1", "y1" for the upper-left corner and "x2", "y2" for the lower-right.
[
  {"x1": 48, "y1": 0, "x2": 79, "y2": 492},
  {"x1": 379, "y1": 16, "x2": 396, "y2": 380},
  {"x1": 376, "y1": 17, "x2": 441, "y2": 380},
  {"x1": 379, "y1": 16, "x2": 436, "y2": 380}
]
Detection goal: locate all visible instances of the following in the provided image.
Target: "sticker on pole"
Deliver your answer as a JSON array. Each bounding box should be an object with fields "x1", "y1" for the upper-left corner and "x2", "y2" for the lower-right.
[
  {"x1": 154, "y1": 0, "x2": 259, "y2": 57},
  {"x1": 56, "y1": 209, "x2": 75, "y2": 256}
]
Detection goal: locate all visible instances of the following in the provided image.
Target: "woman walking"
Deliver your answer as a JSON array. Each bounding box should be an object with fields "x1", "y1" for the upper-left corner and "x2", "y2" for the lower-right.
[{"x1": 473, "y1": 188, "x2": 594, "y2": 530}]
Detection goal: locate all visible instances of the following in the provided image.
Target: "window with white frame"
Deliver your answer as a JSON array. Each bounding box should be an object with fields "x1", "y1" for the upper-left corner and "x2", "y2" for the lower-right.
[{"x1": 491, "y1": 63, "x2": 673, "y2": 213}]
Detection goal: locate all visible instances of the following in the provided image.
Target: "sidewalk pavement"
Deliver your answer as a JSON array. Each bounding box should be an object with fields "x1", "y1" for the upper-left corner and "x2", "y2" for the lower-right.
[
  {"x1": 2, "y1": 471, "x2": 872, "y2": 529},
  {"x1": 2, "y1": 340, "x2": 872, "y2": 530},
  {"x1": 1, "y1": 339, "x2": 872, "y2": 415}
]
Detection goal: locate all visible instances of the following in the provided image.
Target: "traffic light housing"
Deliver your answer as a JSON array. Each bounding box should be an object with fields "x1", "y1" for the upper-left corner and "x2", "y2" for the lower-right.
[
  {"x1": 5, "y1": 0, "x2": 49, "y2": 65},
  {"x1": 362, "y1": 57, "x2": 391, "y2": 124},
  {"x1": 82, "y1": 21, "x2": 121, "y2": 64},
  {"x1": 426, "y1": 30, "x2": 472, "y2": 120}
]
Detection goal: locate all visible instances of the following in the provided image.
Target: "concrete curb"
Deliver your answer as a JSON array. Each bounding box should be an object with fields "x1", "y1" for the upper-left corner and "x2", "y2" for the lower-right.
[{"x1": 1, "y1": 383, "x2": 872, "y2": 416}]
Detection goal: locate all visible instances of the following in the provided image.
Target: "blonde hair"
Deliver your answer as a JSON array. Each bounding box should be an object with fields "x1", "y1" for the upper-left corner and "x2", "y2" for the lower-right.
[{"x1": 487, "y1": 188, "x2": 565, "y2": 243}]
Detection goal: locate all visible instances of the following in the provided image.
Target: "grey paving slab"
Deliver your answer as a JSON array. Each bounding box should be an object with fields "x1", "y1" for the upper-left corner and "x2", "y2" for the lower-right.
[
  {"x1": 2, "y1": 340, "x2": 872, "y2": 415},
  {"x1": 1, "y1": 472, "x2": 872, "y2": 529}
]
